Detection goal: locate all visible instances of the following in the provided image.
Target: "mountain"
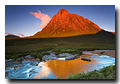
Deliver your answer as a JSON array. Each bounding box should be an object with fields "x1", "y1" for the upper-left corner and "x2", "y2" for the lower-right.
[
  {"x1": 5, "y1": 35, "x2": 20, "y2": 38},
  {"x1": 32, "y1": 8, "x2": 102, "y2": 38},
  {"x1": 5, "y1": 35, "x2": 21, "y2": 40}
]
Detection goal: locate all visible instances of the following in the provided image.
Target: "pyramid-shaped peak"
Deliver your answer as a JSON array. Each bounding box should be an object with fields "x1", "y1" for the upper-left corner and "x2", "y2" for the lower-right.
[
  {"x1": 57, "y1": 8, "x2": 69, "y2": 15},
  {"x1": 60, "y1": 8, "x2": 68, "y2": 12}
]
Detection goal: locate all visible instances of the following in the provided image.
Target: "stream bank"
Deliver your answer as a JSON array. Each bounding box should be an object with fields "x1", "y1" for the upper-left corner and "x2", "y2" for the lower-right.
[
  {"x1": 5, "y1": 50, "x2": 115, "y2": 79},
  {"x1": 91, "y1": 50, "x2": 115, "y2": 58}
]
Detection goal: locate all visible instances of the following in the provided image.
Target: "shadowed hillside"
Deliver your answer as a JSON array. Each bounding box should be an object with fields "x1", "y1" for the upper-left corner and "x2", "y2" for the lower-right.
[{"x1": 5, "y1": 35, "x2": 20, "y2": 38}]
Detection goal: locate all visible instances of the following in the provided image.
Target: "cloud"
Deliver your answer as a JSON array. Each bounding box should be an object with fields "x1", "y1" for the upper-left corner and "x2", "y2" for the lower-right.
[
  {"x1": 17, "y1": 33, "x2": 25, "y2": 37},
  {"x1": 30, "y1": 10, "x2": 51, "y2": 28},
  {"x1": 37, "y1": 22, "x2": 39, "y2": 26},
  {"x1": 5, "y1": 32, "x2": 13, "y2": 35}
]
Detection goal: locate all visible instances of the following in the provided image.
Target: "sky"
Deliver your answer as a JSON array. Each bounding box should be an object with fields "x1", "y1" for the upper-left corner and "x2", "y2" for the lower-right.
[{"x1": 5, "y1": 5, "x2": 115, "y2": 37}]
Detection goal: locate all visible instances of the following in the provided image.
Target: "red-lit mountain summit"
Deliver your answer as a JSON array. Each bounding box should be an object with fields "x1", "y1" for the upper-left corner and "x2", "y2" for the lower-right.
[{"x1": 33, "y1": 8, "x2": 102, "y2": 38}]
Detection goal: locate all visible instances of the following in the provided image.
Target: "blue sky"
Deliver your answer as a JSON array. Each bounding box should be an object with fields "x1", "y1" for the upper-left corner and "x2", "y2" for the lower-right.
[{"x1": 5, "y1": 5, "x2": 115, "y2": 37}]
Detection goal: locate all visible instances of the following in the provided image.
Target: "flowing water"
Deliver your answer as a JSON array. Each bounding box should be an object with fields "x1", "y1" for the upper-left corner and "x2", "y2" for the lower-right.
[{"x1": 5, "y1": 51, "x2": 115, "y2": 79}]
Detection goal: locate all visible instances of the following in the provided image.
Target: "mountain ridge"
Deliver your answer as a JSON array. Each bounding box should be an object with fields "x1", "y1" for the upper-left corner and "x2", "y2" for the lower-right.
[
  {"x1": 5, "y1": 35, "x2": 20, "y2": 38},
  {"x1": 33, "y1": 8, "x2": 103, "y2": 38},
  {"x1": 5, "y1": 9, "x2": 115, "y2": 39}
]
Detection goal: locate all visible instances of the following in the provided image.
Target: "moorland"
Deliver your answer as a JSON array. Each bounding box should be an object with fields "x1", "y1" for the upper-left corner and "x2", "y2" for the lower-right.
[{"x1": 5, "y1": 30, "x2": 115, "y2": 60}]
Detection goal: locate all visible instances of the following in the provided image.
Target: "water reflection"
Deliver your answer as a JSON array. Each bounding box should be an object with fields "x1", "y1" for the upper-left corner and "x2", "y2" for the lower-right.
[
  {"x1": 33, "y1": 62, "x2": 51, "y2": 79},
  {"x1": 45, "y1": 57, "x2": 98, "y2": 79},
  {"x1": 32, "y1": 53, "x2": 115, "y2": 79}
]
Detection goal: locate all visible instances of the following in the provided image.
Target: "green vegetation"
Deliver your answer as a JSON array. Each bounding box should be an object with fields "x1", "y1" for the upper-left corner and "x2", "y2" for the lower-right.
[
  {"x1": 5, "y1": 33, "x2": 115, "y2": 59},
  {"x1": 42, "y1": 52, "x2": 50, "y2": 55},
  {"x1": 100, "y1": 51, "x2": 105, "y2": 54},
  {"x1": 30, "y1": 52, "x2": 43, "y2": 60},
  {"x1": 54, "y1": 52, "x2": 59, "y2": 55},
  {"x1": 52, "y1": 48, "x2": 82, "y2": 55},
  {"x1": 57, "y1": 65, "x2": 115, "y2": 79}
]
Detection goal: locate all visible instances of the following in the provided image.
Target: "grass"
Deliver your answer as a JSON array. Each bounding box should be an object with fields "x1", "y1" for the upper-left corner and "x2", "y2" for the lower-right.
[
  {"x1": 42, "y1": 52, "x2": 50, "y2": 55},
  {"x1": 5, "y1": 33, "x2": 115, "y2": 59},
  {"x1": 54, "y1": 52, "x2": 59, "y2": 55},
  {"x1": 100, "y1": 51, "x2": 105, "y2": 54},
  {"x1": 30, "y1": 52, "x2": 43, "y2": 60},
  {"x1": 52, "y1": 48, "x2": 83, "y2": 55},
  {"x1": 57, "y1": 65, "x2": 115, "y2": 79}
]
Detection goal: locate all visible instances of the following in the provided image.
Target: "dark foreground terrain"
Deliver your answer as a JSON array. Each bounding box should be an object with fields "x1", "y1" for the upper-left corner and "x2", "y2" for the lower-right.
[{"x1": 5, "y1": 31, "x2": 115, "y2": 59}]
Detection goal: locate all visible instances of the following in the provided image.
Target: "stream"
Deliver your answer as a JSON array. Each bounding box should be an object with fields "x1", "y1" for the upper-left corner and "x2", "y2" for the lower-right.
[{"x1": 5, "y1": 51, "x2": 115, "y2": 79}]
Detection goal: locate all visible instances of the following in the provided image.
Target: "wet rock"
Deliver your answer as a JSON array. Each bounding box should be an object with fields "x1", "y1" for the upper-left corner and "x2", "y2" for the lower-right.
[
  {"x1": 65, "y1": 56, "x2": 74, "y2": 60},
  {"x1": 74, "y1": 56, "x2": 80, "y2": 59},
  {"x1": 30, "y1": 69, "x2": 37, "y2": 73},
  {"x1": 36, "y1": 58, "x2": 40, "y2": 61},
  {"x1": 29, "y1": 74, "x2": 32, "y2": 77},
  {"x1": 81, "y1": 58, "x2": 91, "y2": 61},
  {"x1": 18, "y1": 64, "x2": 22, "y2": 67},
  {"x1": 43, "y1": 55, "x2": 57, "y2": 60},
  {"x1": 35, "y1": 64, "x2": 38, "y2": 66},
  {"x1": 7, "y1": 76, "x2": 16, "y2": 79},
  {"x1": 59, "y1": 53, "x2": 72, "y2": 57},
  {"x1": 13, "y1": 65, "x2": 22, "y2": 70},
  {"x1": 14, "y1": 67, "x2": 17, "y2": 70},
  {"x1": 5, "y1": 59, "x2": 14, "y2": 62},
  {"x1": 39, "y1": 66, "x2": 42, "y2": 68},
  {"x1": 5, "y1": 66, "x2": 7, "y2": 70},
  {"x1": 5, "y1": 72, "x2": 9, "y2": 76},
  {"x1": 9, "y1": 65, "x2": 15, "y2": 69},
  {"x1": 12, "y1": 61, "x2": 22, "y2": 64},
  {"x1": 43, "y1": 51, "x2": 81, "y2": 60},
  {"x1": 24, "y1": 55, "x2": 34, "y2": 59},
  {"x1": 16, "y1": 58, "x2": 22, "y2": 61},
  {"x1": 43, "y1": 60, "x2": 47, "y2": 62},
  {"x1": 38, "y1": 61, "x2": 41, "y2": 63},
  {"x1": 30, "y1": 69, "x2": 34, "y2": 72}
]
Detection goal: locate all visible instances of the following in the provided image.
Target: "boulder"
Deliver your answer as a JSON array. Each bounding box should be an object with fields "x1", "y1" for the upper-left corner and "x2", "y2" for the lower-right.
[
  {"x1": 30, "y1": 69, "x2": 34, "y2": 72},
  {"x1": 24, "y1": 55, "x2": 34, "y2": 59},
  {"x1": 81, "y1": 58, "x2": 91, "y2": 61},
  {"x1": 74, "y1": 55, "x2": 80, "y2": 59},
  {"x1": 59, "y1": 53, "x2": 72, "y2": 57},
  {"x1": 65, "y1": 56, "x2": 74, "y2": 60},
  {"x1": 29, "y1": 74, "x2": 32, "y2": 77},
  {"x1": 35, "y1": 64, "x2": 38, "y2": 66},
  {"x1": 43, "y1": 55, "x2": 57, "y2": 60}
]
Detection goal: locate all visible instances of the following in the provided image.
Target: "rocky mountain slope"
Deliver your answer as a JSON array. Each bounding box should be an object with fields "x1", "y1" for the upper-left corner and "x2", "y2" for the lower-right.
[{"x1": 33, "y1": 8, "x2": 102, "y2": 38}]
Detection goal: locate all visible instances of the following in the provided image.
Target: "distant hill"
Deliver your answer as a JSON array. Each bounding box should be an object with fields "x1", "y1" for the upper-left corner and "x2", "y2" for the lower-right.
[
  {"x1": 5, "y1": 35, "x2": 20, "y2": 40},
  {"x1": 5, "y1": 35, "x2": 20, "y2": 38}
]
